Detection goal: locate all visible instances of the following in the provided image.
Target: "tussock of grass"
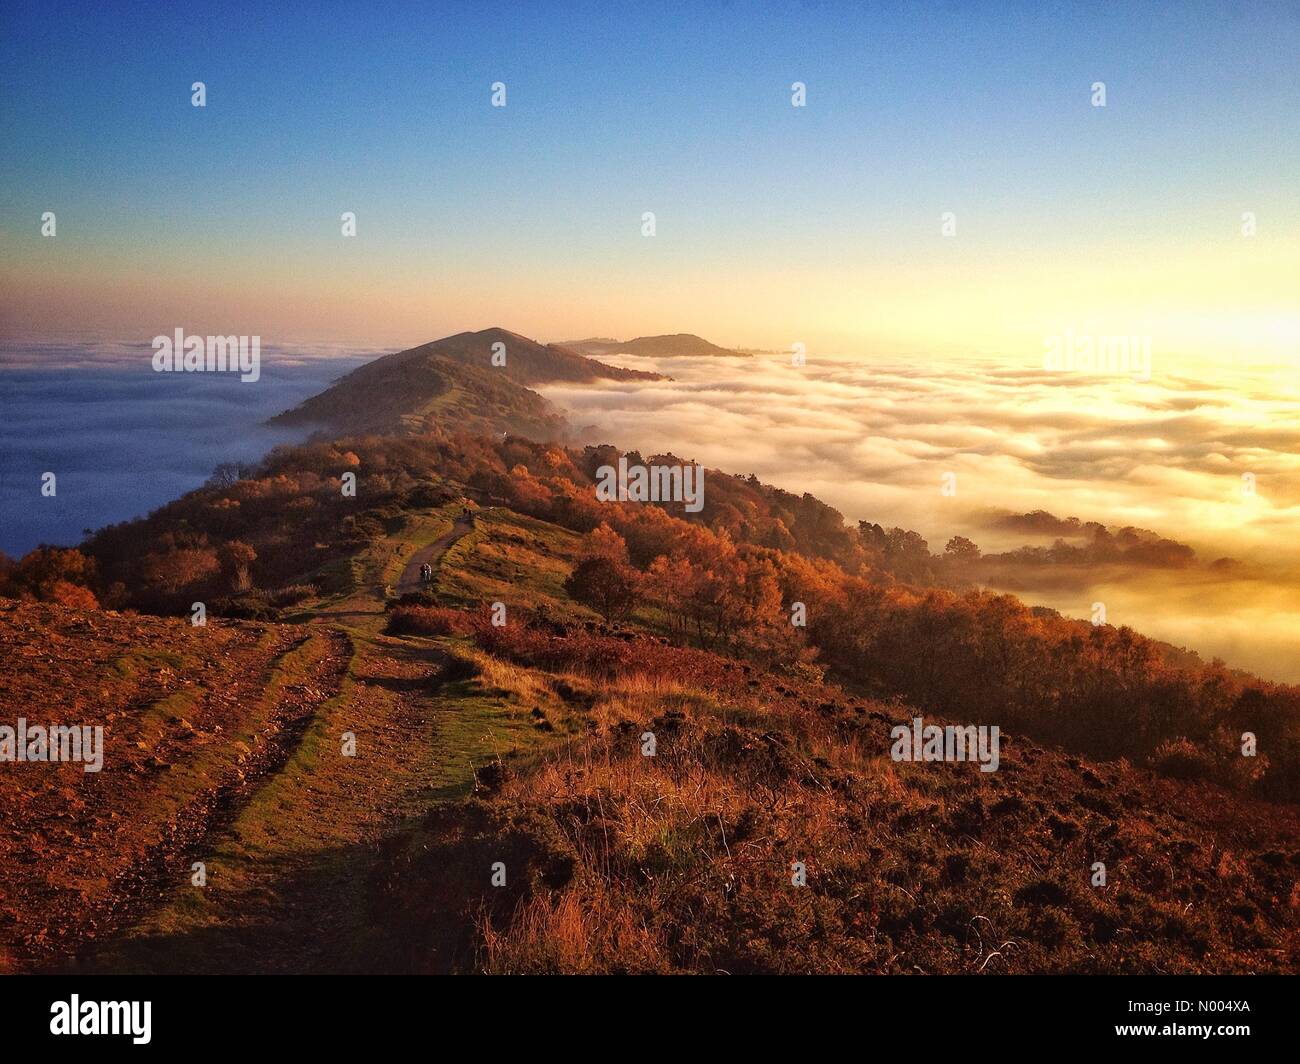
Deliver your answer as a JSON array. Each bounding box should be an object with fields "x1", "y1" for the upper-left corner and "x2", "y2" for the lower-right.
[{"x1": 481, "y1": 889, "x2": 664, "y2": 975}]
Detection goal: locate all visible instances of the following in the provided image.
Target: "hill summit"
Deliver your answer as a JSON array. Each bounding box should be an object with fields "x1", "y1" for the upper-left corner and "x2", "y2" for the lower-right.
[
  {"x1": 557, "y1": 333, "x2": 746, "y2": 358},
  {"x1": 269, "y1": 327, "x2": 661, "y2": 439}
]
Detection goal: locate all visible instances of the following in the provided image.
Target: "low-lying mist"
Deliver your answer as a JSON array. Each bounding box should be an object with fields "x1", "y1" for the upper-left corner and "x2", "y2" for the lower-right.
[
  {"x1": 541, "y1": 351, "x2": 1300, "y2": 682},
  {"x1": 0, "y1": 341, "x2": 374, "y2": 558}
]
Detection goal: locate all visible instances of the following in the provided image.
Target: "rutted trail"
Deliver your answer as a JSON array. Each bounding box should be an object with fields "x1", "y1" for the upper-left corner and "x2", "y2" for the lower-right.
[
  {"x1": 0, "y1": 606, "x2": 350, "y2": 973},
  {"x1": 1, "y1": 504, "x2": 550, "y2": 973},
  {"x1": 85, "y1": 508, "x2": 490, "y2": 972}
]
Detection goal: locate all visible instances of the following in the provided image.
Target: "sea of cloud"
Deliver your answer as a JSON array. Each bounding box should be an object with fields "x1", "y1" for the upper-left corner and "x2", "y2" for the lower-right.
[
  {"x1": 540, "y1": 351, "x2": 1300, "y2": 682},
  {"x1": 0, "y1": 340, "x2": 375, "y2": 559},
  {"x1": 3, "y1": 339, "x2": 1294, "y2": 682}
]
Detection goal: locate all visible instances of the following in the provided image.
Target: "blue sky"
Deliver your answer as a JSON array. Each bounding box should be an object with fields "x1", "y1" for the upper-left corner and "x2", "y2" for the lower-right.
[{"x1": 2, "y1": 1, "x2": 1297, "y2": 349}]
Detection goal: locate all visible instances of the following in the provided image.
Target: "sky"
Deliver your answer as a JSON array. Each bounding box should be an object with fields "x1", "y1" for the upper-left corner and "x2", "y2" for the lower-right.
[{"x1": 2, "y1": 0, "x2": 1298, "y2": 358}]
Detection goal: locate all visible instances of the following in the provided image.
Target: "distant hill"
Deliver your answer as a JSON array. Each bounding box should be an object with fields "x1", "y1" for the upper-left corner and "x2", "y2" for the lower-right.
[
  {"x1": 421, "y1": 328, "x2": 663, "y2": 385},
  {"x1": 557, "y1": 333, "x2": 746, "y2": 359},
  {"x1": 269, "y1": 327, "x2": 660, "y2": 439}
]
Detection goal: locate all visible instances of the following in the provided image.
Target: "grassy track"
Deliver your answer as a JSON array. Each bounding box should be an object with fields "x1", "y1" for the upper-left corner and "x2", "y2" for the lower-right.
[{"x1": 89, "y1": 499, "x2": 568, "y2": 972}]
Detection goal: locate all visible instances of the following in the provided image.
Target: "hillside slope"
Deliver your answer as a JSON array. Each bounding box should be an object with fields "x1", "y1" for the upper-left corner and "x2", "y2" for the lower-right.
[
  {"x1": 384, "y1": 616, "x2": 1300, "y2": 974},
  {"x1": 12, "y1": 421, "x2": 1300, "y2": 974},
  {"x1": 269, "y1": 328, "x2": 661, "y2": 439},
  {"x1": 5, "y1": 497, "x2": 1298, "y2": 975},
  {"x1": 424, "y1": 328, "x2": 664, "y2": 384}
]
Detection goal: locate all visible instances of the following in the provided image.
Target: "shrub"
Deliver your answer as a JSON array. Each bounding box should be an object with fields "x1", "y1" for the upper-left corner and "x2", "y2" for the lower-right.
[
  {"x1": 1150, "y1": 737, "x2": 1214, "y2": 781},
  {"x1": 390, "y1": 590, "x2": 440, "y2": 609},
  {"x1": 214, "y1": 592, "x2": 278, "y2": 620},
  {"x1": 387, "y1": 605, "x2": 473, "y2": 637},
  {"x1": 266, "y1": 583, "x2": 317, "y2": 607}
]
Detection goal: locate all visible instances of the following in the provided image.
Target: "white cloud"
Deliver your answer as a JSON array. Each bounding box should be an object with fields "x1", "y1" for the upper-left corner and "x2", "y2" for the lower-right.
[{"x1": 542, "y1": 352, "x2": 1300, "y2": 681}]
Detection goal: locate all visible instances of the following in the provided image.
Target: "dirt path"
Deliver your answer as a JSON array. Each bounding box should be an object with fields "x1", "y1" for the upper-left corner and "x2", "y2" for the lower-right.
[
  {"x1": 303, "y1": 512, "x2": 477, "y2": 633},
  {"x1": 83, "y1": 509, "x2": 490, "y2": 973},
  {"x1": 0, "y1": 506, "x2": 502, "y2": 973},
  {"x1": 397, "y1": 513, "x2": 474, "y2": 595},
  {"x1": 94, "y1": 634, "x2": 455, "y2": 973},
  {"x1": 0, "y1": 616, "x2": 350, "y2": 974}
]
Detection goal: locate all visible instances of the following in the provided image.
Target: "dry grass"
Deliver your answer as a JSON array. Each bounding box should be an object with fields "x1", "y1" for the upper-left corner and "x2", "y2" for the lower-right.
[
  {"x1": 481, "y1": 890, "x2": 666, "y2": 974},
  {"x1": 375, "y1": 629, "x2": 1300, "y2": 974}
]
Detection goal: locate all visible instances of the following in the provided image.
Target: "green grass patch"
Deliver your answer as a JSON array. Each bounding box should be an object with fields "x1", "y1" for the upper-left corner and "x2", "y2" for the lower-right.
[
  {"x1": 437, "y1": 508, "x2": 585, "y2": 617},
  {"x1": 108, "y1": 649, "x2": 188, "y2": 680}
]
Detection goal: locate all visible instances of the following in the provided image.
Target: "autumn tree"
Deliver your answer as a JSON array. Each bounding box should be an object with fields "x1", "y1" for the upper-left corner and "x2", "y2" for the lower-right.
[
  {"x1": 141, "y1": 548, "x2": 220, "y2": 597},
  {"x1": 582, "y1": 522, "x2": 630, "y2": 567},
  {"x1": 565, "y1": 524, "x2": 638, "y2": 622},
  {"x1": 205, "y1": 461, "x2": 257, "y2": 489},
  {"x1": 5, "y1": 547, "x2": 99, "y2": 606},
  {"x1": 565, "y1": 556, "x2": 637, "y2": 623},
  {"x1": 0, "y1": 550, "x2": 14, "y2": 596},
  {"x1": 944, "y1": 536, "x2": 981, "y2": 564},
  {"x1": 647, "y1": 528, "x2": 748, "y2": 650},
  {"x1": 219, "y1": 540, "x2": 257, "y2": 592}
]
